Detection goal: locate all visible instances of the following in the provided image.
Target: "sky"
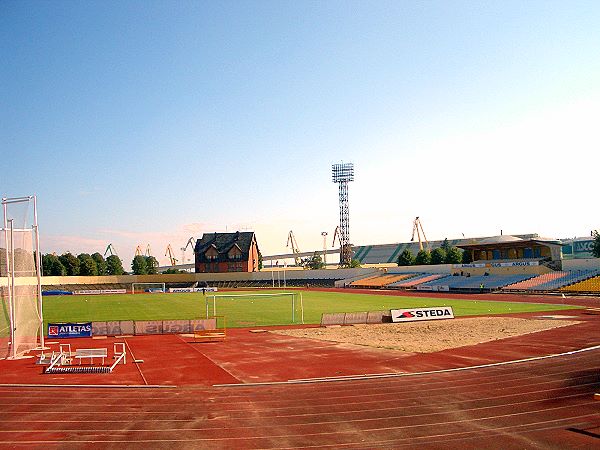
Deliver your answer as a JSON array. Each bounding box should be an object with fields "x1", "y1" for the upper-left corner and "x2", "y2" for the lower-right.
[{"x1": 2, "y1": 0, "x2": 599, "y2": 267}]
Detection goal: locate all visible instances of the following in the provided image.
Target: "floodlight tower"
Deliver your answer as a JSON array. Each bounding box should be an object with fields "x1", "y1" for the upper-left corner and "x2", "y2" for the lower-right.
[{"x1": 332, "y1": 162, "x2": 354, "y2": 266}]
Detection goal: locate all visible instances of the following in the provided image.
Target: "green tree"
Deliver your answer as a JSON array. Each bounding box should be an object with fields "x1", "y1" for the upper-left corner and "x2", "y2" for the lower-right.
[
  {"x1": 445, "y1": 247, "x2": 463, "y2": 264},
  {"x1": 397, "y1": 249, "x2": 415, "y2": 266},
  {"x1": 592, "y1": 230, "x2": 600, "y2": 258},
  {"x1": 132, "y1": 255, "x2": 148, "y2": 275},
  {"x1": 162, "y1": 267, "x2": 186, "y2": 274},
  {"x1": 58, "y1": 252, "x2": 80, "y2": 276},
  {"x1": 91, "y1": 252, "x2": 107, "y2": 275},
  {"x1": 77, "y1": 253, "x2": 98, "y2": 276},
  {"x1": 145, "y1": 255, "x2": 159, "y2": 274},
  {"x1": 106, "y1": 255, "x2": 125, "y2": 275},
  {"x1": 302, "y1": 253, "x2": 326, "y2": 270},
  {"x1": 430, "y1": 247, "x2": 447, "y2": 265},
  {"x1": 415, "y1": 249, "x2": 431, "y2": 265},
  {"x1": 441, "y1": 238, "x2": 451, "y2": 252},
  {"x1": 462, "y1": 249, "x2": 473, "y2": 264},
  {"x1": 349, "y1": 258, "x2": 361, "y2": 268},
  {"x1": 42, "y1": 253, "x2": 66, "y2": 276},
  {"x1": 257, "y1": 250, "x2": 263, "y2": 270}
]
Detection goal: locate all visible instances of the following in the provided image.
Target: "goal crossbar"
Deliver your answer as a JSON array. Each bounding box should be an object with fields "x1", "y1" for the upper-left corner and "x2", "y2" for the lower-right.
[
  {"x1": 131, "y1": 283, "x2": 166, "y2": 294},
  {"x1": 206, "y1": 292, "x2": 304, "y2": 324}
]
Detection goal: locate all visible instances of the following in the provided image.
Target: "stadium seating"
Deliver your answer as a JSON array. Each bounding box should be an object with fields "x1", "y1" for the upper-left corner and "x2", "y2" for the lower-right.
[
  {"x1": 419, "y1": 274, "x2": 533, "y2": 290},
  {"x1": 388, "y1": 273, "x2": 448, "y2": 288},
  {"x1": 561, "y1": 275, "x2": 600, "y2": 293},
  {"x1": 349, "y1": 274, "x2": 416, "y2": 288},
  {"x1": 504, "y1": 270, "x2": 600, "y2": 291}
]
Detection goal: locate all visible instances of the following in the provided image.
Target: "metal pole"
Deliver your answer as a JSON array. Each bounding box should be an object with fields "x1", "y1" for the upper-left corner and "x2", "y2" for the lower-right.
[
  {"x1": 33, "y1": 195, "x2": 45, "y2": 350},
  {"x1": 9, "y1": 220, "x2": 16, "y2": 359},
  {"x1": 292, "y1": 294, "x2": 295, "y2": 323},
  {"x1": 300, "y1": 292, "x2": 304, "y2": 324},
  {"x1": 283, "y1": 262, "x2": 287, "y2": 288}
]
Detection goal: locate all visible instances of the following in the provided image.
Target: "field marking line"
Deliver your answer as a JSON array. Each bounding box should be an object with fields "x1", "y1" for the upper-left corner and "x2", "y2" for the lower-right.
[
  {"x1": 214, "y1": 343, "x2": 600, "y2": 387},
  {"x1": 123, "y1": 337, "x2": 148, "y2": 385}
]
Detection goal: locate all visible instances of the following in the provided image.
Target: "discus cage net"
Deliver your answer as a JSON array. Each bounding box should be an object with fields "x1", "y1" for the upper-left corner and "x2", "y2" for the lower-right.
[{"x1": 0, "y1": 195, "x2": 44, "y2": 360}]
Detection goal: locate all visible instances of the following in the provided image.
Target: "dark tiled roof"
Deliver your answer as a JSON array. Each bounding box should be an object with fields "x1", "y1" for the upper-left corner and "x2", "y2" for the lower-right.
[{"x1": 194, "y1": 231, "x2": 257, "y2": 262}]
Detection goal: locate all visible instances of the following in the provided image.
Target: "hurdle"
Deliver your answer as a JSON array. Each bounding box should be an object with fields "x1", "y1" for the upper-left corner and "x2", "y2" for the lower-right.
[{"x1": 42, "y1": 343, "x2": 127, "y2": 374}]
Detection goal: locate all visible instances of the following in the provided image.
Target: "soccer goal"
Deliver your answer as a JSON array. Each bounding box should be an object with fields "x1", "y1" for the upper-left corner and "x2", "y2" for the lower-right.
[
  {"x1": 205, "y1": 292, "x2": 304, "y2": 326},
  {"x1": 131, "y1": 282, "x2": 166, "y2": 294}
]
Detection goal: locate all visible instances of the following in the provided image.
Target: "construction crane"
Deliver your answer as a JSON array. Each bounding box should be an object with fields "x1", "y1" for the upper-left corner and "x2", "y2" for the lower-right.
[
  {"x1": 181, "y1": 237, "x2": 196, "y2": 264},
  {"x1": 135, "y1": 245, "x2": 143, "y2": 256},
  {"x1": 286, "y1": 230, "x2": 301, "y2": 266},
  {"x1": 104, "y1": 244, "x2": 116, "y2": 257},
  {"x1": 411, "y1": 216, "x2": 430, "y2": 251},
  {"x1": 321, "y1": 231, "x2": 328, "y2": 265},
  {"x1": 165, "y1": 244, "x2": 178, "y2": 266}
]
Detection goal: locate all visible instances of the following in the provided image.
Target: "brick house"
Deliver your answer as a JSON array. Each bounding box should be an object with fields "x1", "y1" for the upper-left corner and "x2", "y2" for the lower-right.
[{"x1": 194, "y1": 231, "x2": 260, "y2": 273}]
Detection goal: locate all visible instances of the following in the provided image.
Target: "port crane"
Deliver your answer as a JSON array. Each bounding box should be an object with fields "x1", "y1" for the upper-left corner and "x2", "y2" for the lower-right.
[
  {"x1": 165, "y1": 244, "x2": 178, "y2": 266},
  {"x1": 411, "y1": 216, "x2": 430, "y2": 251},
  {"x1": 286, "y1": 230, "x2": 301, "y2": 266},
  {"x1": 104, "y1": 244, "x2": 116, "y2": 257},
  {"x1": 181, "y1": 237, "x2": 196, "y2": 264}
]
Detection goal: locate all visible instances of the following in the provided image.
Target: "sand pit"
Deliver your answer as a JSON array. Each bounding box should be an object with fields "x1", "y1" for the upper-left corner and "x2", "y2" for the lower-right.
[{"x1": 272, "y1": 316, "x2": 580, "y2": 353}]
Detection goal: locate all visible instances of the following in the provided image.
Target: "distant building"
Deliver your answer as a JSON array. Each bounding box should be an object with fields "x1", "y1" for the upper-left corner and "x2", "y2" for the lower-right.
[{"x1": 194, "y1": 231, "x2": 260, "y2": 273}]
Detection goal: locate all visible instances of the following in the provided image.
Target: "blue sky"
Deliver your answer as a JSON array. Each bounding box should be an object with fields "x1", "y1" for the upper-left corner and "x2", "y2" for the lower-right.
[{"x1": 2, "y1": 0, "x2": 599, "y2": 266}]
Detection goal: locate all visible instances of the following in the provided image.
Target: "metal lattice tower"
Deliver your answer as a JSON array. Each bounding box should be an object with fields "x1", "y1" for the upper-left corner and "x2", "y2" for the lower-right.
[{"x1": 332, "y1": 163, "x2": 354, "y2": 266}]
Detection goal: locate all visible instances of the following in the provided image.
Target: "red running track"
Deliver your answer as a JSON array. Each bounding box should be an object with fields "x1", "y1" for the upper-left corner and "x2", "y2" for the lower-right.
[{"x1": 0, "y1": 292, "x2": 598, "y2": 448}]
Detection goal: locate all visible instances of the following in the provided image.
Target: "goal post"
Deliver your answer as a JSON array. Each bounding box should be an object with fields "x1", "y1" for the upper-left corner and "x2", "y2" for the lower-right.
[
  {"x1": 131, "y1": 282, "x2": 166, "y2": 294},
  {"x1": 206, "y1": 292, "x2": 304, "y2": 325}
]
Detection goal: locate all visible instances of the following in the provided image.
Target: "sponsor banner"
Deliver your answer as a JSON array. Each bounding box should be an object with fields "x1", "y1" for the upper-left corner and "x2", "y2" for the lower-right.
[
  {"x1": 74, "y1": 289, "x2": 127, "y2": 295},
  {"x1": 135, "y1": 321, "x2": 163, "y2": 335},
  {"x1": 453, "y1": 263, "x2": 486, "y2": 268},
  {"x1": 391, "y1": 306, "x2": 454, "y2": 323},
  {"x1": 416, "y1": 285, "x2": 449, "y2": 292},
  {"x1": 167, "y1": 287, "x2": 218, "y2": 293},
  {"x1": 489, "y1": 261, "x2": 539, "y2": 267},
  {"x1": 48, "y1": 322, "x2": 92, "y2": 338}
]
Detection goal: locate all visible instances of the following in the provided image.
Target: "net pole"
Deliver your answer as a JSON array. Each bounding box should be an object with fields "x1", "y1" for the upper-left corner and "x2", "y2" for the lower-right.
[
  {"x1": 292, "y1": 294, "x2": 295, "y2": 323},
  {"x1": 300, "y1": 292, "x2": 304, "y2": 324},
  {"x1": 2, "y1": 205, "x2": 15, "y2": 359},
  {"x1": 9, "y1": 220, "x2": 16, "y2": 359},
  {"x1": 33, "y1": 195, "x2": 45, "y2": 350}
]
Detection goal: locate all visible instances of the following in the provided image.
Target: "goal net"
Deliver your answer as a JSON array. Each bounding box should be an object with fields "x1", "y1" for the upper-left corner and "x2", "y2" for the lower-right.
[
  {"x1": 1, "y1": 196, "x2": 43, "y2": 360},
  {"x1": 131, "y1": 282, "x2": 166, "y2": 294},
  {"x1": 205, "y1": 292, "x2": 304, "y2": 326}
]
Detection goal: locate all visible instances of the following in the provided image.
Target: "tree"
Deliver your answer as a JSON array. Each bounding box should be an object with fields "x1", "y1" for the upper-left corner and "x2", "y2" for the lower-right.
[
  {"x1": 349, "y1": 258, "x2": 361, "y2": 268},
  {"x1": 592, "y1": 230, "x2": 600, "y2": 258},
  {"x1": 91, "y1": 252, "x2": 107, "y2": 275},
  {"x1": 397, "y1": 249, "x2": 415, "y2": 266},
  {"x1": 257, "y1": 250, "x2": 263, "y2": 270},
  {"x1": 58, "y1": 252, "x2": 80, "y2": 276},
  {"x1": 145, "y1": 255, "x2": 159, "y2": 274},
  {"x1": 132, "y1": 255, "x2": 148, "y2": 275},
  {"x1": 415, "y1": 249, "x2": 431, "y2": 265},
  {"x1": 441, "y1": 238, "x2": 451, "y2": 252},
  {"x1": 42, "y1": 253, "x2": 66, "y2": 276},
  {"x1": 445, "y1": 247, "x2": 463, "y2": 264},
  {"x1": 106, "y1": 254, "x2": 125, "y2": 275},
  {"x1": 162, "y1": 267, "x2": 186, "y2": 274},
  {"x1": 77, "y1": 253, "x2": 98, "y2": 276},
  {"x1": 462, "y1": 249, "x2": 473, "y2": 264},
  {"x1": 430, "y1": 247, "x2": 447, "y2": 265},
  {"x1": 302, "y1": 253, "x2": 325, "y2": 270}
]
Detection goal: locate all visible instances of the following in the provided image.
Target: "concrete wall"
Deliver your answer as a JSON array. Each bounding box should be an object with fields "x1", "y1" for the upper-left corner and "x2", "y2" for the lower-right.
[{"x1": 562, "y1": 258, "x2": 600, "y2": 270}]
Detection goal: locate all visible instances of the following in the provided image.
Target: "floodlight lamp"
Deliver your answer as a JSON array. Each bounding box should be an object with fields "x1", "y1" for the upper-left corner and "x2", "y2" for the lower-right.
[{"x1": 331, "y1": 163, "x2": 354, "y2": 183}]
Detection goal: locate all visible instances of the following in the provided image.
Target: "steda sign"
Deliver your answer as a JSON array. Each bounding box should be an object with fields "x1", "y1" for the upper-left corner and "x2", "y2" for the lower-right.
[{"x1": 391, "y1": 306, "x2": 454, "y2": 323}]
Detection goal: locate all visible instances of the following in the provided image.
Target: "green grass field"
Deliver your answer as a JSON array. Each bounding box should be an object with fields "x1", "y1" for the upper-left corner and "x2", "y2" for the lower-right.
[{"x1": 42, "y1": 290, "x2": 582, "y2": 328}]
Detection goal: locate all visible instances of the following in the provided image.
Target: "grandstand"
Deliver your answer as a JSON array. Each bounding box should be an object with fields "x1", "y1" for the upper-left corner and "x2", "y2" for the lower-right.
[
  {"x1": 418, "y1": 274, "x2": 534, "y2": 291},
  {"x1": 349, "y1": 273, "x2": 416, "y2": 288},
  {"x1": 561, "y1": 274, "x2": 600, "y2": 293},
  {"x1": 504, "y1": 270, "x2": 600, "y2": 292}
]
